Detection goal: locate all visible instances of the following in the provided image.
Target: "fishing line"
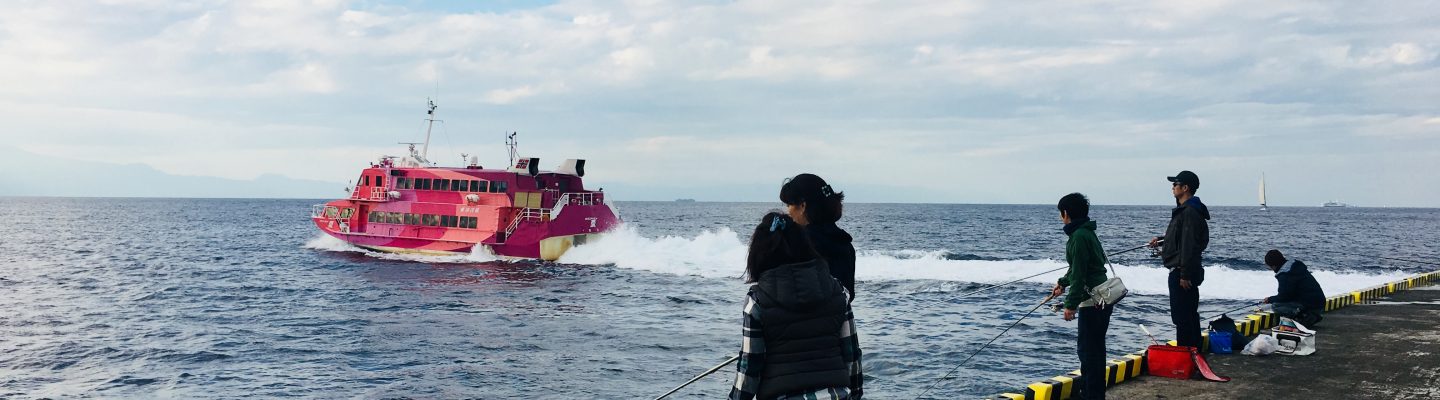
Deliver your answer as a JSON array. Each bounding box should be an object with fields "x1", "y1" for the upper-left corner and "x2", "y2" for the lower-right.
[
  {"x1": 1336, "y1": 253, "x2": 1440, "y2": 267},
  {"x1": 947, "y1": 242, "x2": 1157, "y2": 299},
  {"x1": 913, "y1": 294, "x2": 1058, "y2": 400},
  {"x1": 655, "y1": 241, "x2": 1155, "y2": 398}
]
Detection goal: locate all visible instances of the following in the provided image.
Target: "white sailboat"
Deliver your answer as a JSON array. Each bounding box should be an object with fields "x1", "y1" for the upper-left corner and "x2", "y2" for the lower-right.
[{"x1": 1259, "y1": 173, "x2": 1268, "y2": 211}]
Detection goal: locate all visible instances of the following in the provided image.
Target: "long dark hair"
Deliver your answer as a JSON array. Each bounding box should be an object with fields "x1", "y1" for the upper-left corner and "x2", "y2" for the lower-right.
[
  {"x1": 779, "y1": 173, "x2": 845, "y2": 224},
  {"x1": 745, "y1": 212, "x2": 820, "y2": 283}
]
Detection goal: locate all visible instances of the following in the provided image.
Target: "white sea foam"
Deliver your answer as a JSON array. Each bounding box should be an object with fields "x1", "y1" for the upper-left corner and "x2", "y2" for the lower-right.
[
  {"x1": 558, "y1": 225, "x2": 1415, "y2": 300},
  {"x1": 558, "y1": 225, "x2": 748, "y2": 278},
  {"x1": 303, "y1": 234, "x2": 502, "y2": 263}
]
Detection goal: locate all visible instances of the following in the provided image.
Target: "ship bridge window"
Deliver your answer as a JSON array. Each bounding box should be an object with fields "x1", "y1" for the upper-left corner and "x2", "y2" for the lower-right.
[
  {"x1": 419, "y1": 178, "x2": 432, "y2": 190},
  {"x1": 474, "y1": 181, "x2": 488, "y2": 192},
  {"x1": 364, "y1": 176, "x2": 371, "y2": 186},
  {"x1": 397, "y1": 177, "x2": 410, "y2": 189},
  {"x1": 455, "y1": 180, "x2": 469, "y2": 192},
  {"x1": 436, "y1": 179, "x2": 450, "y2": 191},
  {"x1": 491, "y1": 181, "x2": 508, "y2": 193}
]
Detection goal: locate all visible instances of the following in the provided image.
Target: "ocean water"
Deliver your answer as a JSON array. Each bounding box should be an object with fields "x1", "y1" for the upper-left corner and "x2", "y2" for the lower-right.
[{"x1": 1, "y1": 198, "x2": 1436, "y2": 398}]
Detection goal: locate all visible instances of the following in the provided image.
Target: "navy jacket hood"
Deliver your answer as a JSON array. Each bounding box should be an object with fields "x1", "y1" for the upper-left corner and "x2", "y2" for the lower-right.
[{"x1": 1182, "y1": 196, "x2": 1211, "y2": 220}]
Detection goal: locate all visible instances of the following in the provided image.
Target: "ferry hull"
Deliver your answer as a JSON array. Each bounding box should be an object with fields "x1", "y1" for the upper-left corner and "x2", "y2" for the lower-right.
[{"x1": 313, "y1": 196, "x2": 620, "y2": 261}]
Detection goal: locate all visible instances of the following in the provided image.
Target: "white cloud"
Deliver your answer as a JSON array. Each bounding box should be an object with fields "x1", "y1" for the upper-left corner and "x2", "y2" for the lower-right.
[{"x1": 0, "y1": 0, "x2": 1436, "y2": 205}]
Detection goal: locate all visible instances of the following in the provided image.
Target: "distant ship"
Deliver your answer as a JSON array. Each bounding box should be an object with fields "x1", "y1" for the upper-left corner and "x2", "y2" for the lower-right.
[
  {"x1": 675, "y1": 198, "x2": 696, "y2": 203},
  {"x1": 310, "y1": 100, "x2": 621, "y2": 260},
  {"x1": 1321, "y1": 201, "x2": 1349, "y2": 208}
]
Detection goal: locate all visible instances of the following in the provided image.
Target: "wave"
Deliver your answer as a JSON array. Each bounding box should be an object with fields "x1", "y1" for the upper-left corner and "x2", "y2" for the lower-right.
[
  {"x1": 557, "y1": 225, "x2": 1414, "y2": 300},
  {"x1": 302, "y1": 235, "x2": 502, "y2": 263}
]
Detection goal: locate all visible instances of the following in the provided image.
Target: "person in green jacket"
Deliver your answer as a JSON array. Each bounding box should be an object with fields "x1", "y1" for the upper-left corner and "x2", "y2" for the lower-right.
[{"x1": 1049, "y1": 193, "x2": 1113, "y2": 400}]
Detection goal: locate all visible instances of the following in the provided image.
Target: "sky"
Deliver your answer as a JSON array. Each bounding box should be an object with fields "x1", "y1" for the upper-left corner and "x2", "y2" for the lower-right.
[{"x1": 0, "y1": 0, "x2": 1436, "y2": 206}]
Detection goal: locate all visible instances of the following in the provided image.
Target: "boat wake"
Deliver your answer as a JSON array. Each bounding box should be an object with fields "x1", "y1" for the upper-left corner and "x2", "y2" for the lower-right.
[
  {"x1": 557, "y1": 225, "x2": 1414, "y2": 300},
  {"x1": 303, "y1": 235, "x2": 502, "y2": 263}
]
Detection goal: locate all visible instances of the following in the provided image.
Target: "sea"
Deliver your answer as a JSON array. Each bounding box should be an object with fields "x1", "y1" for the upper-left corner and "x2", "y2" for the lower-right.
[{"x1": 2, "y1": 198, "x2": 1437, "y2": 399}]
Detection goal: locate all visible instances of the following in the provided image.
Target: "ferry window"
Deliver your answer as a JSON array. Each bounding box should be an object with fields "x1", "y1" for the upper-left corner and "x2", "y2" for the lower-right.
[
  {"x1": 340, "y1": 208, "x2": 354, "y2": 219},
  {"x1": 364, "y1": 176, "x2": 370, "y2": 186},
  {"x1": 324, "y1": 206, "x2": 338, "y2": 218},
  {"x1": 399, "y1": 178, "x2": 410, "y2": 189},
  {"x1": 491, "y1": 181, "x2": 507, "y2": 193},
  {"x1": 461, "y1": 216, "x2": 476, "y2": 229},
  {"x1": 405, "y1": 213, "x2": 418, "y2": 225},
  {"x1": 413, "y1": 179, "x2": 425, "y2": 190},
  {"x1": 449, "y1": 216, "x2": 459, "y2": 227},
  {"x1": 455, "y1": 180, "x2": 468, "y2": 192},
  {"x1": 423, "y1": 214, "x2": 439, "y2": 226},
  {"x1": 475, "y1": 181, "x2": 488, "y2": 192},
  {"x1": 368, "y1": 211, "x2": 378, "y2": 223},
  {"x1": 435, "y1": 179, "x2": 448, "y2": 191}
]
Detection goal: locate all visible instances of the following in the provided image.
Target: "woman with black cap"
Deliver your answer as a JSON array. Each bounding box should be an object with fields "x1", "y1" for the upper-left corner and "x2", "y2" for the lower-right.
[{"x1": 780, "y1": 173, "x2": 856, "y2": 301}]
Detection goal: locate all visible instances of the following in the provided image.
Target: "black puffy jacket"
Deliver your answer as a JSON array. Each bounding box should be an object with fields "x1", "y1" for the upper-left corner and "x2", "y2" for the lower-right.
[{"x1": 751, "y1": 259, "x2": 851, "y2": 398}]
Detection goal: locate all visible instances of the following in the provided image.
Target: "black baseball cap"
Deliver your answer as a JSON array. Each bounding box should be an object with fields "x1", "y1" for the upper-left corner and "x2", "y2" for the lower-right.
[{"x1": 1167, "y1": 170, "x2": 1199, "y2": 189}]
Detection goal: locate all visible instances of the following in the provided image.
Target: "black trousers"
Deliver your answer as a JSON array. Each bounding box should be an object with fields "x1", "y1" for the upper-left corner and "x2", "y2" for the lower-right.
[
  {"x1": 1168, "y1": 271, "x2": 1202, "y2": 348},
  {"x1": 1077, "y1": 304, "x2": 1114, "y2": 400}
]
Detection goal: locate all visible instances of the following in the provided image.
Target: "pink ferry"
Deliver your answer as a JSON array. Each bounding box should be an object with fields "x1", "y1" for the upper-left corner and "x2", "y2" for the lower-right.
[{"x1": 311, "y1": 101, "x2": 621, "y2": 260}]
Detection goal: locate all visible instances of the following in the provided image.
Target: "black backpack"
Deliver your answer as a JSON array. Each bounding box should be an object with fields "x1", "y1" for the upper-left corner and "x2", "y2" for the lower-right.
[{"x1": 1209, "y1": 314, "x2": 1249, "y2": 350}]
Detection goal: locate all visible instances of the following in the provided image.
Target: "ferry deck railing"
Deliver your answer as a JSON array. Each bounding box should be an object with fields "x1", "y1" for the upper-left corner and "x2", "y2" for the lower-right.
[{"x1": 550, "y1": 192, "x2": 602, "y2": 220}]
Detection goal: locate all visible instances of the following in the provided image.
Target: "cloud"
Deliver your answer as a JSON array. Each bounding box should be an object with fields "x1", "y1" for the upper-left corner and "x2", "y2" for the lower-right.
[{"x1": 0, "y1": 0, "x2": 1436, "y2": 205}]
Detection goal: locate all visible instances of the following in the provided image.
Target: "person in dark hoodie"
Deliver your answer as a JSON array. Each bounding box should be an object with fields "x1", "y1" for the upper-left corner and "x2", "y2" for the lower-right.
[
  {"x1": 1050, "y1": 193, "x2": 1114, "y2": 400},
  {"x1": 1147, "y1": 170, "x2": 1210, "y2": 349},
  {"x1": 729, "y1": 212, "x2": 862, "y2": 400},
  {"x1": 1261, "y1": 249, "x2": 1326, "y2": 326},
  {"x1": 781, "y1": 174, "x2": 857, "y2": 301}
]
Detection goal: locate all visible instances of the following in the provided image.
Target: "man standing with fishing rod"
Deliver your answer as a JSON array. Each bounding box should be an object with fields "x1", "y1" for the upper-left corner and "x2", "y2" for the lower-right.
[
  {"x1": 1050, "y1": 193, "x2": 1116, "y2": 400},
  {"x1": 1148, "y1": 171, "x2": 1210, "y2": 350}
]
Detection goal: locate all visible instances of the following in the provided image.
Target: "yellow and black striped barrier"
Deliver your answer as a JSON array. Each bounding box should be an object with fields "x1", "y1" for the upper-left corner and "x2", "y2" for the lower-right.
[{"x1": 983, "y1": 268, "x2": 1440, "y2": 400}]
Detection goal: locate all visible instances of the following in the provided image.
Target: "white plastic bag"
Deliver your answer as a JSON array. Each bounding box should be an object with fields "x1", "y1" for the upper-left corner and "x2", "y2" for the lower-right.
[{"x1": 1242, "y1": 334, "x2": 1279, "y2": 356}]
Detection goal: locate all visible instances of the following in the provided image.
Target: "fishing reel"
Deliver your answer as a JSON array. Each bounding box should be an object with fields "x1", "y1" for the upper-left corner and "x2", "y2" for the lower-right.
[{"x1": 1149, "y1": 239, "x2": 1165, "y2": 258}]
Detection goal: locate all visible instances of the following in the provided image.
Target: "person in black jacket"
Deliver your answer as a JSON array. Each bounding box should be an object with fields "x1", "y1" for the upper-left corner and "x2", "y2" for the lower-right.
[
  {"x1": 1147, "y1": 170, "x2": 1210, "y2": 349},
  {"x1": 1261, "y1": 249, "x2": 1326, "y2": 326},
  {"x1": 781, "y1": 174, "x2": 857, "y2": 301},
  {"x1": 730, "y1": 212, "x2": 862, "y2": 400}
]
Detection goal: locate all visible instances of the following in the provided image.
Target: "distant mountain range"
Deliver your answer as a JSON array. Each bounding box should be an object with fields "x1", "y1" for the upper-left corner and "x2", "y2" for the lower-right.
[{"x1": 0, "y1": 146, "x2": 343, "y2": 199}]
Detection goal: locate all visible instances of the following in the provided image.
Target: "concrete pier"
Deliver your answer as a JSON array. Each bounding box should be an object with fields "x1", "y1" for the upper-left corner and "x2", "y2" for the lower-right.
[{"x1": 1104, "y1": 286, "x2": 1440, "y2": 399}]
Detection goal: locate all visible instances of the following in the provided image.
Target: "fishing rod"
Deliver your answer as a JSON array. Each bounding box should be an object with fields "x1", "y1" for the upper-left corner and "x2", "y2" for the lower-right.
[
  {"x1": 1148, "y1": 301, "x2": 1266, "y2": 342},
  {"x1": 652, "y1": 355, "x2": 739, "y2": 400},
  {"x1": 947, "y1": 242, "x2": 1157, "y2": 299},
  {"x1": 913, "y1": 293, "x2": 1058, "y2": 400}
]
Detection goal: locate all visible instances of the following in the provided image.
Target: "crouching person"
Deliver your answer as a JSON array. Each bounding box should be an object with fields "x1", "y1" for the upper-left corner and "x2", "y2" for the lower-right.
[
  {"x1": 730, "y1": 212, "x2": 862, "y2": 400},
  {"x1": 1261, "y1": 249, "x2": 1325, "y2": 326}
]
